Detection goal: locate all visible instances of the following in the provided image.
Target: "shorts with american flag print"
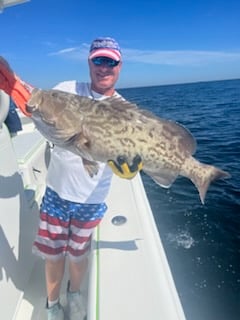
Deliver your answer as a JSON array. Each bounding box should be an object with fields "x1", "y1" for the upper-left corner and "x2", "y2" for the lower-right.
[{"x1": 32, "y1": 187, "x2": 107, "y2": 262}]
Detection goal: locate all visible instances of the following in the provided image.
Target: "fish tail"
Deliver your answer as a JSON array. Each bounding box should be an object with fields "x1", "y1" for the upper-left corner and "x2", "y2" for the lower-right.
[{"x1": 189, "y1": 161, "x2": 230, "y2": 204}]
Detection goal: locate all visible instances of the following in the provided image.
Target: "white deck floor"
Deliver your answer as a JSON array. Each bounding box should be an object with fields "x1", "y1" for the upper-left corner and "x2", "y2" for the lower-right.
[{"x1": 88, "y1": 174, "x2": 186, "y2": 320}]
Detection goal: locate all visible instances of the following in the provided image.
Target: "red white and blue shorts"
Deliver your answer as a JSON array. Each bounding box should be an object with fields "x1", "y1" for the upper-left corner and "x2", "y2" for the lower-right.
[{"x1": 33, "y1": 187, "x2": 107, "y2": 262}]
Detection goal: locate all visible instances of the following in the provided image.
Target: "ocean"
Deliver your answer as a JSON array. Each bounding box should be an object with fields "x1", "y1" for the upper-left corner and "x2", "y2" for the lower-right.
[{"x1": 119, "y1": 79, "x2": 240, "y2": 320}]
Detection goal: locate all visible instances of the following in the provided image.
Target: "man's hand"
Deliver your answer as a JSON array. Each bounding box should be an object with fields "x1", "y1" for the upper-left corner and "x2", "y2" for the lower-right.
[
  {"x1": 108, "y1": 155, "x2": 143, "y2": 179},
  {"x1": 0, "y1": 56, "x2": 33, "y2": 117}
]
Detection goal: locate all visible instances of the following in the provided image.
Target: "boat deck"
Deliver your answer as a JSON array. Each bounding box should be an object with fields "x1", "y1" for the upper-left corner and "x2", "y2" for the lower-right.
[{"x1": 88, "y1": 174, "x2": 185, "y2": 320}]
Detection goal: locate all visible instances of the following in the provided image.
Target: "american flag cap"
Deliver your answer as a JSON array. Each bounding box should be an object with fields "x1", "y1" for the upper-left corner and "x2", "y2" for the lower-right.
[{"x1": 89, "y1": 37, "x2": 122, "y2": 61}]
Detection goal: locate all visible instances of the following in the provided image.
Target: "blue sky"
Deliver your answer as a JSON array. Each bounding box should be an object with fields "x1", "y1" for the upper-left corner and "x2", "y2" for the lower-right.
[{"x1": 1, "y1": 0, "x2": 240, "y2": 89}]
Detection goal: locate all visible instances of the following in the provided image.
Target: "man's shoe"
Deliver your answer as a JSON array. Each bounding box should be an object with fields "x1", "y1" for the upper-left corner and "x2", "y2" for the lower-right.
[
  {"x1": 67, "y1": 288, "x2": 87, "y2": 320},
  {"x1": 46, "y1": 301, "x2": 64, "y2": 320}
]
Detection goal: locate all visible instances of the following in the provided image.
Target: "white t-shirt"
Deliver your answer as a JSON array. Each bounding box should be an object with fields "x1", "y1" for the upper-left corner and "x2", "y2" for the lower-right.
[{"x1": 46, "y1": 81, "x2": 121, "y2": 203}]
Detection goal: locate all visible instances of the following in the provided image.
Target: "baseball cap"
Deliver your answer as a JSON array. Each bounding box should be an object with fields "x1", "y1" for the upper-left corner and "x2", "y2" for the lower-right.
[{"x1": 89, "y1": 37, "x2": 122, "y2": 61}]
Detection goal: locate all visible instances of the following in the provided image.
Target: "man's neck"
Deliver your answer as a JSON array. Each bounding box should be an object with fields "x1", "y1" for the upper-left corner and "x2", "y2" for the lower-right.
[{"x1": 90, "y1": 84, "x2": 115, "y2": 97}]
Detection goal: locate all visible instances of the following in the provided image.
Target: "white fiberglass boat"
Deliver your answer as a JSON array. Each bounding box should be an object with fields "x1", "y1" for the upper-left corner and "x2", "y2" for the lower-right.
[{"x1": 1, "y1": 85, "x2": 186, "y2": 320}]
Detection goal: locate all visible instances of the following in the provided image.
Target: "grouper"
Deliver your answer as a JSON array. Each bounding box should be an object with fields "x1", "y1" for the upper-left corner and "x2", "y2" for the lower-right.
[{"x1": 26, "y1": 88, "x2": 230, "y2": 204}]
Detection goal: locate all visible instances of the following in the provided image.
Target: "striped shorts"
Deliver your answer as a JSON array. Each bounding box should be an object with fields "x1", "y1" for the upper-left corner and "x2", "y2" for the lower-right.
[{"x1": 33, "y1": 187, "x2": 107, "y2": 262}]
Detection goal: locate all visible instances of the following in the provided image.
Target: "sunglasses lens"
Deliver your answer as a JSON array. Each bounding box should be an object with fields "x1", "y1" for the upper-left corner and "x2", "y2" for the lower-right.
[{"x1": 92, "y1": 57, "x2": 119, "y2": 67}]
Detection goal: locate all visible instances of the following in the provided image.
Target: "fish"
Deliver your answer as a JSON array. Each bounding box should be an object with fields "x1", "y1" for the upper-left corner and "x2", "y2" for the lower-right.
[{"x1": 26, "y1": 88, "x2": 230, "y2": 204}]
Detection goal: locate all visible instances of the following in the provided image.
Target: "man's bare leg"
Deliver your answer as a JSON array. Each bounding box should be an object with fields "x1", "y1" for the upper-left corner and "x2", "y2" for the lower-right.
[
  {"x1": 68, "y1": 257, "x2": 88, "y2": 292},
  {"x1": 45, "y1": 258, "x2": 65, "y2": 301}
]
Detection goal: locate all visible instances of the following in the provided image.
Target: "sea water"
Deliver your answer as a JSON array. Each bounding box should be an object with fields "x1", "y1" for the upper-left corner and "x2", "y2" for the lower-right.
[{"x1": 119, "y1": 79, "x2": 240, "y2": 320}]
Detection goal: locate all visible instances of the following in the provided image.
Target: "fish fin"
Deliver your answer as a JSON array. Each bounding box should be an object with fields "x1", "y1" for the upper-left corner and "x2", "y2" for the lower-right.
[
  {"x1": 181, "y1": 157, "x2": 231, "y2": 204},
  {"x1": 105, "y1": 96, "x2": 139, "y2": 111},
  {"x1": 106, "y1": 97, "x2": 197, "y2": 155},
  {"x1": 189, "y1": 164, "x2": 230, "y2": 205},
  {"x1": 144, "y1": 169, "x2": 179, "y2": 188},
  {"x1": 72, "y1": 127, "x2": 94, "y2": 161},
  {"x1": 82, "y1": 158, "x2": 99, "y2": 177}
]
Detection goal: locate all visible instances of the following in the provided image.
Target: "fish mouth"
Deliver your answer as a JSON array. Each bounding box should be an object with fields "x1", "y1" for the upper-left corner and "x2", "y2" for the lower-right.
[
  {"x1": 26, "y1": 104, "x2": 36, "y2": 113},
  {"x1": 26, "y1": 88, "x2": 43, "y2": 113}
]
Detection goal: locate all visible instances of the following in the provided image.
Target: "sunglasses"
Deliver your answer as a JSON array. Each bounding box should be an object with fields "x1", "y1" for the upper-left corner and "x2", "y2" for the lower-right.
[{"x1": 91, "y1": 57, "x2": 120, "y2": 67}]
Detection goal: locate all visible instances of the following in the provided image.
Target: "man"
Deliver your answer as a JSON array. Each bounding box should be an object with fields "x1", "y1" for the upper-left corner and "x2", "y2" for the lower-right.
[{"x1": 0, "y1": 37, "x2": 142, "y2": 320}]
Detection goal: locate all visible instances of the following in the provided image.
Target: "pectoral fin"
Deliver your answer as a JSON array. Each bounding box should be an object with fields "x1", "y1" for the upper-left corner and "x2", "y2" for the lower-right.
[{"x1": 72, "y1": 126, "x2": 93, "y2": 161}]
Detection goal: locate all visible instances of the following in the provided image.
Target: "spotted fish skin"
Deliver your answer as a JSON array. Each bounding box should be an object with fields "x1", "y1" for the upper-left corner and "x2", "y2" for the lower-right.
[{"x1": 27, "y1": 88, "x2": 230, "y2": 204}]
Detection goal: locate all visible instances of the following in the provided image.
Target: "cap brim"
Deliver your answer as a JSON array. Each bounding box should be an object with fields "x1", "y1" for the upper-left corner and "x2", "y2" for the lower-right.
[{"x1": 89, "y1": 49, "x2": 121, "y2": 61}]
